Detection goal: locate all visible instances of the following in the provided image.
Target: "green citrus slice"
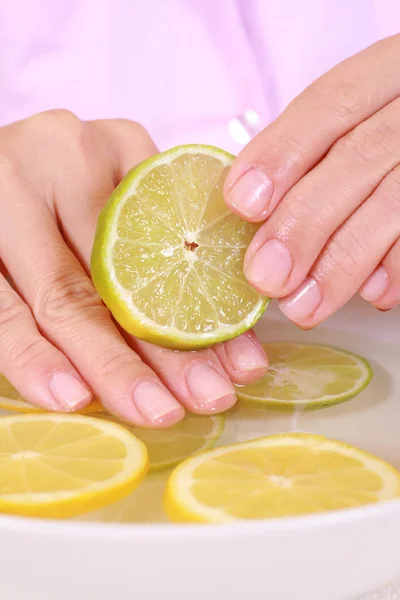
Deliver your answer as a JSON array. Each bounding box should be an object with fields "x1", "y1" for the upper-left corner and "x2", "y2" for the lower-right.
[
  {"x1": 91, "y1": 145, "x2": 268, "y2": 349},
  {"x1": 235, "y1": 343, "x2": 372, "y2": 410},
  {"x1": 97, "y1": 412, "x2": 225, "y2": 472}
]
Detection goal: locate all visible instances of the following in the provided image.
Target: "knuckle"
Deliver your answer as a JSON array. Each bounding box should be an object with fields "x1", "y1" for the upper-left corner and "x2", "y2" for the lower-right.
[
  {"x1": 96, "y1": 349, "x2": 144, "y2": 378},
  {"x1": 322, "y1": 233, "x2": 364, "y2": 282},
  {"x1": 0, "y1": 154, "x2": 22, "y2": 183},
  {"x1": 116, "y1": 119, "x2": 152, "y2": 140},
  {"x1": 279, "y1": 190, "x2": 338, "y2": 239},
  {"x1": 378, "y1": 167, "x2": 400, "y2": 213},
  {"x1": 307, "y1": 78, "x2": 371, "y2": 122},
  {"x1": 0, "y1": 291, "x2": 31, "y2": 330},
  {"x1": 0, "y1": 292, "x2": 53, "y2": 370},
  {"x1": 12, "y1": 338, "x2": 51, "y2": 371},
  {"x1": 262, "y1": 129, "x2": 307, "y2": 171},
  {"x1": 25, "y1": 109, "x2": 84, "y2": 152},
  {"x1": 28, "y1": 109, "x2": 80, "y2": 131},
  {"x1": 334, "y1": 119, "x2": 400, "y2": 167},
  {"x1": 34, "y1": 271, "x2": 104, "y2": 328}
]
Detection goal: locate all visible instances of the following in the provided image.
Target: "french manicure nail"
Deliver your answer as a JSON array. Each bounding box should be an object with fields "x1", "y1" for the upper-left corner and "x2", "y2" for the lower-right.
[
  {"x1": 225, "y1": 336, "x2": 268, "y2": 372},
  {"x1": 278, "y1": 277, "x2": 322, "y2": 322},
  {"x1": 227, "y1": 168, "x2": 274, "y2": 220},
  {"x1": 246, "y1": 239, "x2": 293, "y2": 294},
  {"x1": 359, "y1": 266, "x2": 389, "y2": 302},
  {"x1": 186, "y1": 363, "x2": 236, "y2": 411},
  {"x1": 132, "y1": 381, "x2": 183, "y2": 422},
  {"x1": 49, "y1": 371, "x2": 92, "y2": 410}
]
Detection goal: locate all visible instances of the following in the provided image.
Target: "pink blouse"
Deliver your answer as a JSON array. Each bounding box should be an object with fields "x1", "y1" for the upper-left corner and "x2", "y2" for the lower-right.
[{"x1": 1, "y1": 0, "x2": 399, "y2": 154}]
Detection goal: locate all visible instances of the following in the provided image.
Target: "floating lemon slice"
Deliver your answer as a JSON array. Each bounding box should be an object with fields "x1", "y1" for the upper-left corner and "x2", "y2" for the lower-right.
[
  {"x1": 0, "y1": 414, "x2": 148, "y2": 518},
  {"x1": 165, "y1": 433, "x2": 400, "y2": 523},
  {"x1": 235, "y1": 343, "x2": 372, "y2": 411},
  {"x1": 0, "y1": 374, "x2": 102, "y2": 414},
  {"x1": 91, "y1": 144, "x2": 268, "y2": 350}
]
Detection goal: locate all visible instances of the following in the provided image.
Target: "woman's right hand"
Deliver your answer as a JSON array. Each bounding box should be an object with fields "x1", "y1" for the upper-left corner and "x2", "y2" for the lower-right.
[{"x1": 0, "y1": 110, "x2": 268, "y2": 427}]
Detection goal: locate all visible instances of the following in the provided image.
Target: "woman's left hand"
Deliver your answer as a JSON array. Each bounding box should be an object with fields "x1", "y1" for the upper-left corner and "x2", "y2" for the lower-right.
[{"x1": 224, "y1": 34, "x2": 400, "y2": 326}]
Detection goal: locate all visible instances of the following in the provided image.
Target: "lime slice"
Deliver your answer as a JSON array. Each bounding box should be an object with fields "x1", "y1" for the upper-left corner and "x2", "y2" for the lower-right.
[
  {"x1": 165, "y1": 433, "x2": 400, "y2": 523},
  {"x1": 0, "y1": 374, "x2": 102, "y2": 414},
  {"x1": 91, "y1": 145, "x2": 268, "y2": 349},
  {"x1": 235, "y1": 343, "x2": 372, "y2": 411},
  {"x1": 97, "y1": 413, "x2": 225, "y2": 472}
]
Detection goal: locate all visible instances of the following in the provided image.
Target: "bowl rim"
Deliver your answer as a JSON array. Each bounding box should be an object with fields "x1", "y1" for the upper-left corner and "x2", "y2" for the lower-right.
[{"x1": 1, "y1": 497, "x2": 400, "y2": 540}]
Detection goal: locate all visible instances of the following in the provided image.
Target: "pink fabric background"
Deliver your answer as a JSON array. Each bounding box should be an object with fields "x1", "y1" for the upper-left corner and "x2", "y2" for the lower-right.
[{"x1": 1, "y1": 0, "x2": 399, "y2": 154}]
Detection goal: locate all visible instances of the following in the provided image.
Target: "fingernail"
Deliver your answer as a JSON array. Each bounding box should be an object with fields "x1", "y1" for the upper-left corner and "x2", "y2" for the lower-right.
[
  {"x1": 246, "y1": 239, "x2": 293, "y2": 294},
  {"x1": 227, "y1": 168, "x2": 274, "y2": 220},
  {"x1": 278, "y1": 277, "x2": 322, "y2": 322},
  {"x1": 49, "y1": 372, "x2": 92, "y2": 410},
  {"x1": 132, "y1": 381, "x2": 183, "y2": 422},
  {"x1": 359, "y1": 266, "x2": 389, "y2": 302},
  {"x1": 186, "y1": 363, "x2": 236, "y2": 411},
  {"x1": 224, "y1": 336, "x2": 268, "y2": 372}
]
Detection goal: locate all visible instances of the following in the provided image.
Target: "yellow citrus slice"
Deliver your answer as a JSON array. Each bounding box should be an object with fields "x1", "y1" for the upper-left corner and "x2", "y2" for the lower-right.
[
  {"x1": 97, "y1": 413, "x2": 224, "y2": 472},
  {"x1": 235, "y1": 343, "x2": 372, "y2": 411},
  {"x1": 165, "y1": 433, "x2": 400, "y2": 523},
  {"x1": 91, "y1": 144, "x2": 268, "y2": 350},
  {"x1": 0, "y1": 414, "x2": 148, "y2": 518},
  {"x1": 0, "y1": 374, "x2": 102, "y2": 414}
]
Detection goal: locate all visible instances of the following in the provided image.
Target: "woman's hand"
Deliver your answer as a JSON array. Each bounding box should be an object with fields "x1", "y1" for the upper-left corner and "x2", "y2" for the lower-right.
[
  {"x1": 0, "y1": 110, "x2": 267, "y2": 426},
  {"x1": 225, "y1": 34, "x2": 400, "y2": 326}
]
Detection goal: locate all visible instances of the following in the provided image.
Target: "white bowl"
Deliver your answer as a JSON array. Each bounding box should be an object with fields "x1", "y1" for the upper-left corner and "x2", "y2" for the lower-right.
[{"x1": 1, "y1": 298, "x2": 399, "y2": 600}]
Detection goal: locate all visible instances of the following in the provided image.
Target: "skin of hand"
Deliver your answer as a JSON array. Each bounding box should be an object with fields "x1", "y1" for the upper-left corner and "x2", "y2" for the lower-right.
[
  {"x1": 0, "y1": 110, "x2": 268, "y2": 427},
  {"x1": 224, "y1": 34, "x2": 400, "y2": 326}
]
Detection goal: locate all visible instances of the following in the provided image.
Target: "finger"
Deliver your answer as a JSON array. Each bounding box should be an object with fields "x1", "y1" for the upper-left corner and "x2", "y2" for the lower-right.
[
  {"x1": 92, "y1": 119, "x2": 158, "y2": 179},
  {"x1": 0, "y1": 196, "x2": 184, "y2": 428},
  {"x1": 243, "y1": 97, "x2": 400, "y2": 297},
  {"x1": 53, "y1": 119, "x2": 158, "y2": 268},
  {"x1": 278, "y1": 165, "x2": 400, "y2": 327},
  {"x1": 0, "y1": 272, "x2": 92, "y2": 411},
  {"x1": 360, "y1": 247, "x2": 400, "y2": 310},
  {"x1": 224, "y1": 34, "x2": 400, "y2": 221},
  {"x1": 129, "y1": 338, "x2": 238, "y2": 415},
  {"x1": 214, "y1": 331, "x2": 268, "y2": 385}
]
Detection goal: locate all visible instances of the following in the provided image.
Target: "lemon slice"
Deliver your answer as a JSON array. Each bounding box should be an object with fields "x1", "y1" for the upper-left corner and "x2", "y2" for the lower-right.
[
  {"x1": 165, "y1": 433, "x2": 400, "y2": 523},
  {"x1": 91, "y1": 145, "x2": 268, "y2": 350},
  {"x1": 0, "y1": 374, "x2": 103, "y2": 414},
  {"x1": 235, "y1": 343, "x2": 372, "y2": 411},
  {"x1": 0, "y1": 414, "x2": 148, "y2": 518}
]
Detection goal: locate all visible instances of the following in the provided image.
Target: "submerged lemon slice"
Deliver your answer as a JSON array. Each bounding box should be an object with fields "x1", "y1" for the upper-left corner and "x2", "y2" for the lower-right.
[
  {"x1": 0, "y1": 414, "x2": 148, "y2": 518},
  {"x1": 165, "y1": 433, "x2": 400, "y2": 523},
  {"x1": 235, "y1": 343, "x2": 372, "y2": 411},
  {"x1": 0, "y1": 374, "x2": 102, "y2": 414},
  {"x1": 91, "y1": 145, "x2": 268, "y2": 349}
]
